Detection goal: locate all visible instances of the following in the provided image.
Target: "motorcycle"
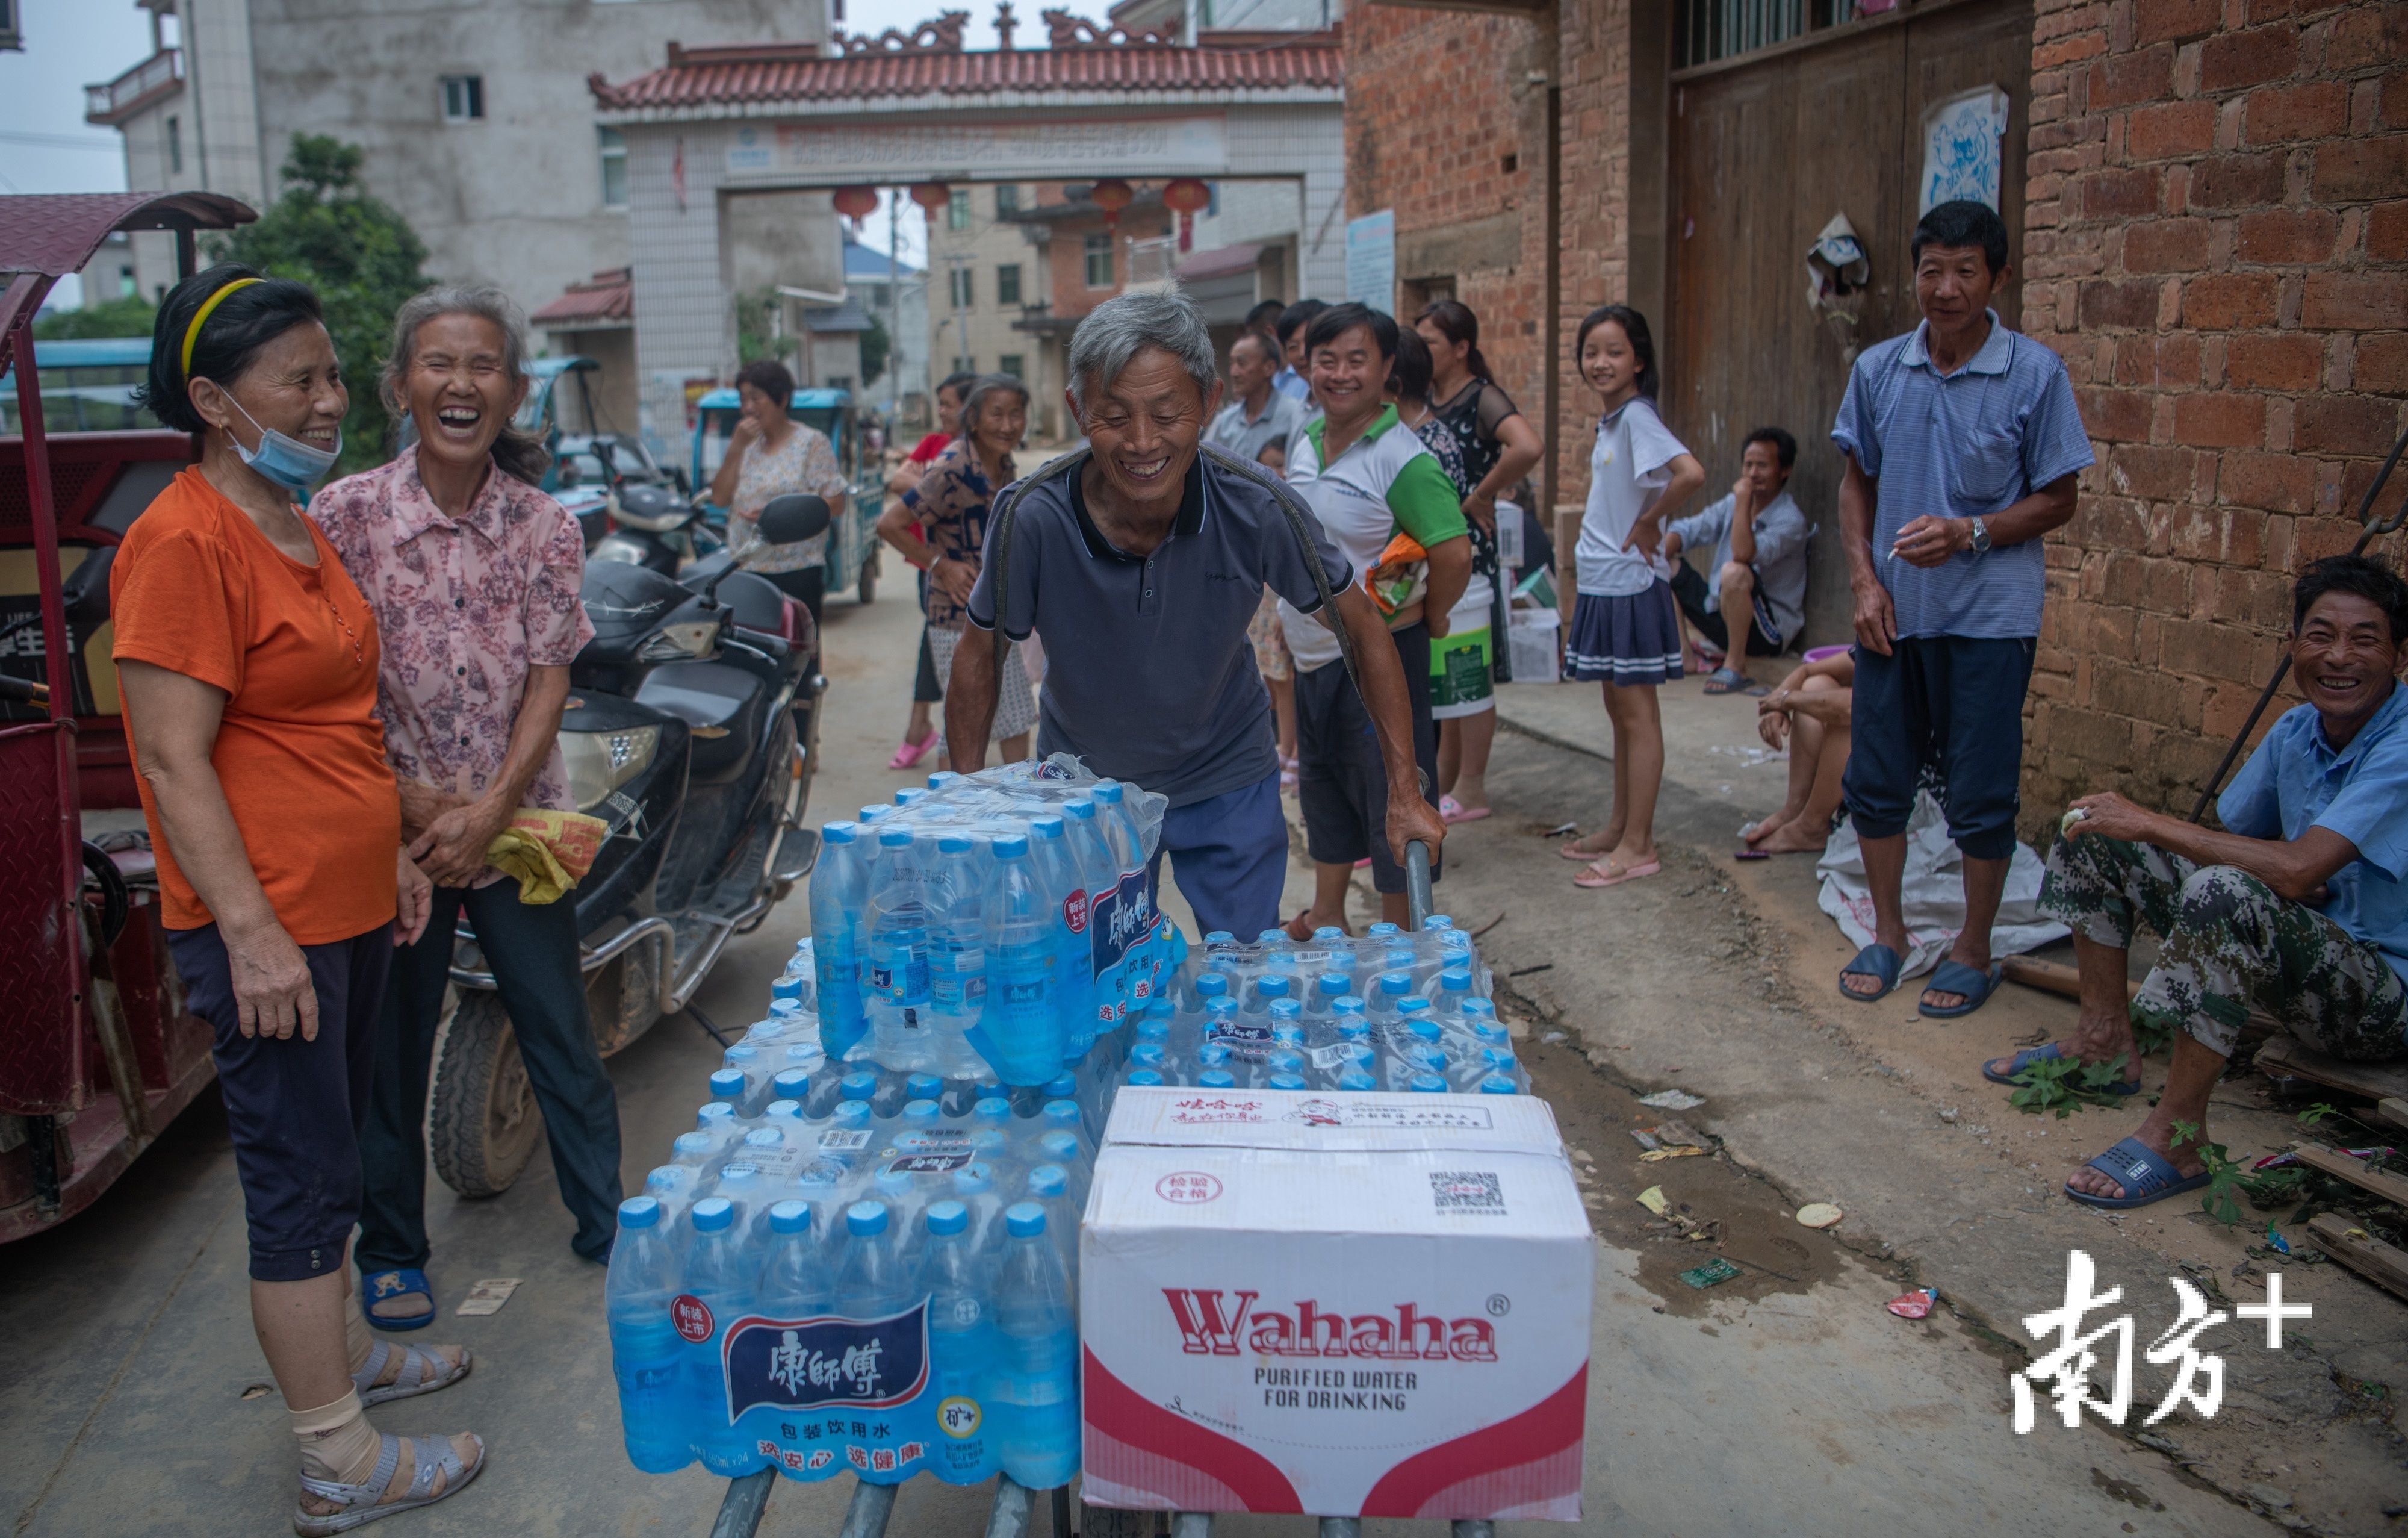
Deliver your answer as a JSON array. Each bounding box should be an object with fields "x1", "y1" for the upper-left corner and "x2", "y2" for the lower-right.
[{"x1": 425, "y1": 494, "x2": 830, "y2": 1198}]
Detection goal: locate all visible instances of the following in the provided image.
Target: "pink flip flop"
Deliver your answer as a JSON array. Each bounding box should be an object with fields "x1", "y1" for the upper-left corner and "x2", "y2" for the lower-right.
[
  {"x1": 1574, "y1": 858, "x2": 1660, "y2": 889},
  {"x1": 1439, "y1": 794, "x2": 1492, "y2": 824},
  {"x1": 887, "y1": 733, "x2": 938, "y2": 771}
]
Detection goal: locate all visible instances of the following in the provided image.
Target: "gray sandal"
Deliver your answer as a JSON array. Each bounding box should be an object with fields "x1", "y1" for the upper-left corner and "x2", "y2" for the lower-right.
[
  {"x1": 294, "y1": 1431, "x2": 484, "y2": 1536},
  {"x1": 352, "y1": 1340, "x2": 471, "y2": 1407}
]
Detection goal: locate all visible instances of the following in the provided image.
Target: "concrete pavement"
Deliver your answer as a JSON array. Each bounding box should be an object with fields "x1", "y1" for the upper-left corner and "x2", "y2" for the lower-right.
[{"x1": 0, "y1": 582, "x2": 2377, "y2": 1537}]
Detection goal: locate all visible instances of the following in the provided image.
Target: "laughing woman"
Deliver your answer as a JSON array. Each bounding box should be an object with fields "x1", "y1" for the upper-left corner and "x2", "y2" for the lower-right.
[{"x1": 113, "y1": 264, "x2": 482, "y2": 1533}]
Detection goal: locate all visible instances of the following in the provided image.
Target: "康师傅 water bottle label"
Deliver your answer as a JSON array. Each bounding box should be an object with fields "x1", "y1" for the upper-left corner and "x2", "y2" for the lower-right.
[
  {"x1": 1205, "y1": 1018, "x2": 1274, "y2": 1060},
  {"x1": 882, "y1": 1152, "x2": 973, "y2": 1175},
  {"x1": 1087, "y1": 868, "x2": 1152, "y2": 980},
  {"x1": 723, "y1": 1304, "x2": 931, "y2": 1415}
]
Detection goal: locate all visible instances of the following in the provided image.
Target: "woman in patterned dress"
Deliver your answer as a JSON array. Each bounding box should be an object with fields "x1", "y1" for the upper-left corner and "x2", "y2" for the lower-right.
[{"x1": 709, "y1": 358, "x2": 852, "y2": 631}]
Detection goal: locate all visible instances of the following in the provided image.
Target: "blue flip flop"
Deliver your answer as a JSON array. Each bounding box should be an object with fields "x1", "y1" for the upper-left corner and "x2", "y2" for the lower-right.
[
  {"x1": 1982, "y1": 1043, "x2": 2142, "y2": 1094},
  {"x1": 360, "y1": 1268, "x2": 437, "y2": 1331},
  {"x1": 2065, "y1": 1136, "x2": 2212, "y2": 1210},
  {"x1": 1839, "y1": 943, "x2": 1902, "y2": 1002},
  {"x1": 1917, "y1": 959, "x2": 2004, "y2": 1019}
]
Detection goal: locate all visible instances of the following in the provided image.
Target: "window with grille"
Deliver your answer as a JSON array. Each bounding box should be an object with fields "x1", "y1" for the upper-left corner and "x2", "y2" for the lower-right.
[
  {"x1": 1083, "y1": 234, "x2": 1112, "y2": 290},
  {"x1": 996, "y1": 184, "x2": 1021, "y2": 217},
  {"x1": 948, "y1": 190, "x2": 972, "y2": 231},
  {"x1": 1675, "y1": 0, "x2": 1863, "y2": 68},
  {"x1": 949, "y1": 268, "x2": 974, "y2": 308},
  {"x1": 996, "y1": 264, "x2": 1022, "y2": 306},
  {"x1": 441, "y1": 75, "x2": 485, "y2": 122},
  {"x1": 998, "y1": 354, "x2": 1026, "y2": 382},
  {"x1": 599, "y1": 128, "x2": 627, "y2": 207}
]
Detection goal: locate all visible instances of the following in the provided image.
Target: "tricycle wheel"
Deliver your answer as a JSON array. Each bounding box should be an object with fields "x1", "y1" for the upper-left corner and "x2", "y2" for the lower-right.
[
  {"x1": 1081, "y1": 1503, "x2": 1150, "y2": 1538},
  {"x1": 430, "y1": 989, "x2": 542, "y2": 1198},
  {"x1": 855, "y1": 554, "x2": 877, "y2": 605}
]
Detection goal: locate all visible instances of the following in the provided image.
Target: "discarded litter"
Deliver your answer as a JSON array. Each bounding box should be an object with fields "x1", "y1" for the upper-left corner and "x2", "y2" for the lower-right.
[
  {"x1": 2265, "y1": 1225, "x2": 2292, "y2": 1257},
  {"x1": 1636, "y1": 1186, "x2": 1670, "y2": 1217},
  {"x1": 1640, "y1": 1145, "x2": 1705, "y2": 1163},
  {"x1": 1678, "y1": 1259, "x2": 1743, "y2": 1290},
  {"x1": 1795, "y1": 1203, "x2": 1844, "y2": 1229},
  {"x1": 1652, "y1": 1118, "x2": 1706, "y2": 1148},
  {"x1": 1546, "y1": 821, "x2": 1579, "y2": 838},
  {"x1": 1637, "y1": 1089, "x2": 1706, "y2": 1111},
  {"x1": 1542, "y1": 1030, "x2": 1567, "y2": 1044},
  {"x1": 455, "y1": 1278, "x2": 523, "y2": 1317},
  {"x1": 1630, "y1": 1130, "x2": 1660, "y2": 1151},
  {"x1": 1885, "y1": 1288, "x2": 1938, "y2": 1319}
]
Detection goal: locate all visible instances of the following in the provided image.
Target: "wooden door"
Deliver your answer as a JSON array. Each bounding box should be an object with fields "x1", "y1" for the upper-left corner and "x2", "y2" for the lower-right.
[{"x1": 1665, "y1": 0, "x2": 2034, "y2": 646}]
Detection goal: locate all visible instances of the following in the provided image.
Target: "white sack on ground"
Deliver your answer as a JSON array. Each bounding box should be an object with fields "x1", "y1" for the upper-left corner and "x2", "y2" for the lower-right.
[{"x1": 1814, "y1": 790, "x2": 2067, "y2": 979}]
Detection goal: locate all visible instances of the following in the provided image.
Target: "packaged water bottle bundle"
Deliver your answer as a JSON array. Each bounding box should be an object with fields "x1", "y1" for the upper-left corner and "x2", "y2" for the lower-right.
[{"x1": 1115, "y1": 919, "x2": 1528, "y2": 1096}]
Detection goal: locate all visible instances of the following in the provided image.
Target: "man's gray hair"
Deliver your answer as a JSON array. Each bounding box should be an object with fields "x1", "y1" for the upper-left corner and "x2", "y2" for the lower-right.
[{"x1": 1066, "y1": 287, "x2": 1218, "y2": 416}]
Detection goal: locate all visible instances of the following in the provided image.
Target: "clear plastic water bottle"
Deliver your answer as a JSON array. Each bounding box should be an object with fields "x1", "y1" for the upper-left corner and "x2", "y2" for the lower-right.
[
  {"x1": 606, "y1": 1197, "x2": 689, "y2": 1473},
  {"x1": 757, "y1": 1200, "x2": 833, "y2": 1315},
  {"x1": 984, "y1": 832, "x2": 1063, "y2": 1086},
  {"x1": 671, "y1": 1131, "x2": 716, "y2": 1168},
  {"x1": 1060, "y1": 798, "x2": 1121, "y2": 1037},
  {"x1": 1433, "y1": 967, "x2": 1474, "y2": 1020},
  {"x1": 864, "y1": 827, "x2": 937, "y2": 1072},
  {"x1": 680, "y1": 1197, "x2": 758, "y2": 1475},
  {"x1": 810, "y1": 822, "x2": 870, "y2": 1060},
  {"x1": 1199, "y1": 1067, "x2": 1237, "y2": 1089},
  {"x1": 1478, "y1": 1072, "x2": 1518, "y2": 1094},
  {"x1": 928, "y1": 833, "x2": 991, "y2": 1076},
  {"x1": 833, "y1": 1200, "x2": 916, "y2": 1319},
  {"x1": 921, "y1": 1200, "x2": 999, "y2": 1413},
  {"x1": 991, "y1": 1201, "x2": 1080, "y2": 1488},
  {"x1": 1337, "y1": 1066, "x2": 1379, "y2": 1091},
  {"x1": 1026, "y1": 815, "x2": 1091, "y2": 1062}
]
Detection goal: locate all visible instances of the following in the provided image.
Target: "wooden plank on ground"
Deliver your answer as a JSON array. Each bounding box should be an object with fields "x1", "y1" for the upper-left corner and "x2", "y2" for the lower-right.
[
  {"x1": 2257, "y1": 1038, "x2": 2408, "y2": 1103},
  {"x1": 2000, "y1": 956, "x2": 2129, "y2": 1001},
  {"x1": 2377, "y1": 1097, "x2": 2408, "y2": 1133},
  {"x1": 2294, "y1": 1145, "x2": 2408, "y2": 1210},
  {"x1": 2307, "y1": 1213, "x2": 2408, "y2": 1303}
]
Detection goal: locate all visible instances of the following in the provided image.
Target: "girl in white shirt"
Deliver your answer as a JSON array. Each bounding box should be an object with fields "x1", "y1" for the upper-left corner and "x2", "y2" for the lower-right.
[{"x1": 1559, "y1": 305, "x2": 1705, "y2": 888}]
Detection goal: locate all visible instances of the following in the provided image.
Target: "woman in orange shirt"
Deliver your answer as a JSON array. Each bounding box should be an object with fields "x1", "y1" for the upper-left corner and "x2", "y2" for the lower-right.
[{"x1": 113, "y1": 264, "x2": 483, "y2": 1534}]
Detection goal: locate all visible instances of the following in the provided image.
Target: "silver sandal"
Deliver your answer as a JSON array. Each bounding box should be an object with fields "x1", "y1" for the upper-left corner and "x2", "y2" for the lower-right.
[
  {"x1": 352, "y1": 1339, "x2": 471, "y2": 1407},
  {"x1": 293, "y1": 1431, "x2": 484, "y2": 1536}
]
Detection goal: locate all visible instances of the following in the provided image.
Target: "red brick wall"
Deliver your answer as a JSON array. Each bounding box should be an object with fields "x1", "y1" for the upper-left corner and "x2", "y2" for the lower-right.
[
  {"x1": 1344, "y1": 8, "x2": 1551, "y2": 452},
  {"x1": 1555, "y1": 0, "x2": 1637, "y2": 508},
  {"x1": 2022, "y1": 0, "x2": 2408, "y2": 818}
]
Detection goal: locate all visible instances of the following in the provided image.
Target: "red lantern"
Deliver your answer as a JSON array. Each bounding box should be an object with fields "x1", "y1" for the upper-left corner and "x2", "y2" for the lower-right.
[
  {"x1": 908, "y1": 181, "x2": 952, "y2": 217},
  {"x1": 1162, "y1": 177, "x2": 1210, "y2": 252},
  {"x1": 1088, "y1": 177, "x2": 1134, "y2": 230},
  {"x1": 833, "y1": 185, "x2": 878, "y2": 231}
]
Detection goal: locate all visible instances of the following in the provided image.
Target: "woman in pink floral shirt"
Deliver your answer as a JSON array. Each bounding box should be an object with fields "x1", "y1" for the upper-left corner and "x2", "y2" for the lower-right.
[{"x1": 313, "y1": 287, "x2": 624, "y2": 1329}]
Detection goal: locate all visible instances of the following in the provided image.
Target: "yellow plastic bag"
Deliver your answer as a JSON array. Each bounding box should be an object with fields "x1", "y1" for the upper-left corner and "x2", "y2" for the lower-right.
[{"x1": 483, "y1": 808, "x2": 609, "y2": 904}]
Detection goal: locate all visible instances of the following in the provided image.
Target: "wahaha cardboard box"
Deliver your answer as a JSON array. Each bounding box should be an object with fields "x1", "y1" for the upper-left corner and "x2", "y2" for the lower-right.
[{"x1": 1079, "y1": 1087, "x2": 1593, "y2": 1521}]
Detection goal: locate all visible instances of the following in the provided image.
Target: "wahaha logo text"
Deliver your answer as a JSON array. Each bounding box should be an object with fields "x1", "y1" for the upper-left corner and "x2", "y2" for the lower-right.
[{"x1": 1162, "y1": 1290, "x2": 1497, "y2": 1362}]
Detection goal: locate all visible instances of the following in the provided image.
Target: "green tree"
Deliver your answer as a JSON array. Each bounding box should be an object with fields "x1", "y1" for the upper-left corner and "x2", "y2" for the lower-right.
[
  {"x1": 858, "y1": 313, "x2": 890, "y2": 389},
  {"x1": 210, "y1": 134, "x2": 432, "y2": 473},
  {"x1": 34, "y1": 293, "x2": 157, "y2": 341}
]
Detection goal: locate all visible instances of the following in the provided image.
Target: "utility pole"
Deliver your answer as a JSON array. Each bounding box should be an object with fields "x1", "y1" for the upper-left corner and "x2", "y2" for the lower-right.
[{"x1": 887, "y1": 187, "x2": 902, "y2": 422}]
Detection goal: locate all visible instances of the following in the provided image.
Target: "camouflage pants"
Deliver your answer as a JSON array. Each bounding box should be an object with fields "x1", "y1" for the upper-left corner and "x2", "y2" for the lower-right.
[{"x1": 2039, "y1": 833, "x2": 2408, "y2": 1062}]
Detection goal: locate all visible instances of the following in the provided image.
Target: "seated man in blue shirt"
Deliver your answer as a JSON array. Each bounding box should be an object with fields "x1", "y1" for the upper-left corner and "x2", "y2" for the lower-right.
[
  {"x1": 1995, "y1": 556, "x2": 2408, "y2": 1209},
  {"x1": 1664, "y1": 425, "x2": 1812, "y2": 693}
]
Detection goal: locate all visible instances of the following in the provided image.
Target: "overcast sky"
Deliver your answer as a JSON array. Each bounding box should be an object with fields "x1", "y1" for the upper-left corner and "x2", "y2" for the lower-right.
[{"x1": 0, "y1": 0, "x2": 1123, "y2": 305}]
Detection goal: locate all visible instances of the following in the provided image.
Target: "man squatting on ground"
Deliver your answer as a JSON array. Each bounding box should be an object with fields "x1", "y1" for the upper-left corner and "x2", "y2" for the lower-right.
[{"x1": 937, "y1": 288, "x2": 1446, "y2": 938}]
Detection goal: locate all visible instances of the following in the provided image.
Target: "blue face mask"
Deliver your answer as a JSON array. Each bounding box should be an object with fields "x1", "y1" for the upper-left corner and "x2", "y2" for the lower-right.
[{"x1": 226, "y1": 397, "x2": 341, "y2": 490}]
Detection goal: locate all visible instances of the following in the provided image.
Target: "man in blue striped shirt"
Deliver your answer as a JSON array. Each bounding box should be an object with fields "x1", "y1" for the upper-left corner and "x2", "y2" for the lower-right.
[{"x1": 1831, "y1": 201, "x2": 2096, "y2": 1017}]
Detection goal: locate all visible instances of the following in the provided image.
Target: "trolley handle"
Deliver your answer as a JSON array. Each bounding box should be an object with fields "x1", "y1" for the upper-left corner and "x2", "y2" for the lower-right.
[{"x1": 1405, "y1": 838, "x2": 1434, "y2": 932}]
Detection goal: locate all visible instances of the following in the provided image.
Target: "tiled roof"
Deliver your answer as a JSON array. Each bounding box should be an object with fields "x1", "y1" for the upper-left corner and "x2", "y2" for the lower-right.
[
  {"x1": 843, "y1": 240, "x2": 923, "y2": 281},
  {"x1": 530, "y1": 269, "x2": 633, "y2": 326},
  {"x1": 589, "y1": 42, "x2": 1342, "y2": 113}
]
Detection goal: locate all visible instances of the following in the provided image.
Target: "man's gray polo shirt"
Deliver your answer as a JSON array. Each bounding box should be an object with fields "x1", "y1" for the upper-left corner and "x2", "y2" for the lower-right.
[
  {"x1": 1831, "y1": 308, "x2": 2093, "y2": 640},
  {"x1": 966, "y1": 446, "x2": 1350, "y2": 808},
  {"x1": 1206, "y1": 389, "x2": 1305, "y2": 466}
]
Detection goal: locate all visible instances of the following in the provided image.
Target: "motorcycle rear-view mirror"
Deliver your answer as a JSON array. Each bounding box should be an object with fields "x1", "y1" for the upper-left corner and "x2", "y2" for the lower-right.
[{"x1": 757, "y1": 494, "x2": 831, "y2": 547}]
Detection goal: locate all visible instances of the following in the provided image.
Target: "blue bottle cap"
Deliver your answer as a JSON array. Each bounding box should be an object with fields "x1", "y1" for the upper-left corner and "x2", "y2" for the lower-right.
[
  {"x1": 1337, "y1": 1021, "x2": 1369, "y2": 1045},
  {"x1": 718, "y1": 1165, "x2": 760, "y2": 1188},
  {"x1": 1199, "y1": 1069, "x2": 1236, "y2": 1088},
  {"x1": 952, "y1": 1162, "x2": 993, "y2": 1194},
  {"x1": 770, "y1": 975, "x2": 805, "y2": 1002},
  {"x1": 822, "y1": 820, "x2": 858, "y2": 844},
  {"x1": 874, "y1": 1168, "x2": 913, "y2": 1197},
  {"x1": 833, "y1": 1101, "x2": 871, "y2": 1127},
  {"x1": 1256, "y1": 929, "x2": 1286, "y2": 945},
  {"x1": 937, "y1": 832, "x2": 972, "y2": 853},
  {"x1": 618, "y1": 1195, "x2": 661, "y2": 1229},
  {"x1": 1028, "y1": 1164, "x2": 1068, "y2": 1198},
  {"x1": 841, "y1": 1071, "x2": 878, "y2": 1100},
  {"x1": 878, "y1": 826, "x2": 916, "y2": 848},
  {"x1": 1410, "y1": 1073, "x2": 1448, "y2": 1092},
  {"x1": 845, "y1": 1201, "x2": 888, "y2": 1236},
  {"x1": 895, "y1": 786, "x2": 928, "y2": 805},
  {"x1": 903, "y1": 1100, "x2": 941, "y2": 1123},
  {"x1": 1317, "y1": 971, "x2": 1351, "y2": 997},
  {"x1": 1126, "y1": 1069, "x2": 1165, "y2": 1086},
  {"x1": 1268, "y1": 1050, "x2": 1304, "y2": 1074},
  {"x1": 925, "y1": 1199, "x2": 969, "y2": 1236},
  {"x1": 1483, "y1": 1047, "x2": 1518, "y2": 1070},
  {"x1": 691, "y1": 1197, "x2": 734, "y2": 1231},
  {"x1": 1094, "y1": 782, "x2": 1124, "y2": 804},
  {"x1": 1268, "y1": 1072, "x2": 1307, "y2": 1091},
  {"x1": 1005, "y1": 1201, "x2": 1047, "y2": 1238},
  {"x1": 1368, "y1": 921, "x2": 1401, "y2": 938},
  {"x1": 773, "y1": 1068, "x2": 811, "y2": 1097},
  {"x1": 673, "y1": 1132, "x2": 713, "y2": 1157},
  {"x1": 907, "y1": 1073, "x2": 943, "y2": 1098},
  {"x1": 1379, "y1": 972, "x2": 1412, "y2": 995},
  {"x1": 769, "y1": 1200, "x2": 811, "y2": 1234},
  {"x1": 1206, "y1": 996, "x2": 1239, "y2": 1018},
  {"x1": 765, "y1": 1099, "x2": 803, "y2": 1120},
  {"x1": 1312, "y1": 926, "x2": 1345, "y2": 942},
  {"x1": 858, "y1": 805, "x2": 891, "y2": 822},
  {"x1": 1332, "y1": 996, "x2": 1366, "y2": 1018},
  {"x1": 1040, "y1": 1129, "x2": 1081, "y2": 1162},
  {"x1": 1064, "y1": 798, "x2": 1095, "y2": 820},
  {"x1": 1385, "y1": 948, "x2": 1415, "y2": 969},
  {"x1": 993, "y1": 832, "x2": 1029, "y2": 858},
  {"x1": 1197, "y1": 973, "x2": 1229, "y2": 998},
  {"x1": 1271, "y1": 1026, "x2": 1305, "y2": 1050},
  {"x1": 973, "y1": 1097, "x2": 1013, "y2": 1124},
  {"x1": 1342, "y1": 1040, "x2": 1374, "y2": 1065},
  {"x1": 745, "y1": 1127, "x2": 784, "y2": 1148},
  {"x1": 926, "y1": 771, "x2": 960, "y2": 790},
  {"x1": 1204, "y1": 930, "x2": 1236, "y2": 946},
  {"x1": 1479, "y1": 1074, "x2": 1518, "y2": 1095},
  {"x1": 1258, "y1": 975, "x2": 1291, "y2": 998},
  {"x1": 1135, "y1": 1019, "x2": 1169, "y2": 1044},
  {"x1": 1270, "y1": 1001, "x2": 1302, "y2": 1026},
  {"x1": 1131, "y1": 1043, "x2": 1165, "y2": 1069},
  {"x1": 697, "y1": 1103, "x2": 734, "y2": 1127},
  {"x1": 1045, "y1": 1074, "x2": 1078, "y2": 1100},
  {"x1": 1029, "y1": 814, "x2": 1064, "y2": 839},
  {"x1": 1399, "y1": 997, "x2": 1431, "y2": 1018},
  {"x1": 1338, "y1": 1069, "x2": 1379, "y2": 1091},
  {"x1": 1042, "y1": 1100, "x2": 1081, "y2": 1128},
  {"x1": 645, "y1": 1165, "x2": 689, "y2": 1193},
  {"x1": 709, "y1": 1069, "x2": 746, "y2": 1100},
  {"x1": 1408, "y1": 1018, "x2": 1441, "y2": 1042},
  {"x1": 723, "y1": 1043, "x2": 759, "y2": 1064},
  {"x1": 1441, "y1": 968, "x2": 1472, "y2": 992},
  {"x1": 1427, "y1": 915, "x2": 1454, "y2": 930}
]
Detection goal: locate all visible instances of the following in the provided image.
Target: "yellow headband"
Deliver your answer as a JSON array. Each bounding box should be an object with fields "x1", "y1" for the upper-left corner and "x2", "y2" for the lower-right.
[{"x1": 179, "y1": 278, "x2": 262, "y2": 379}]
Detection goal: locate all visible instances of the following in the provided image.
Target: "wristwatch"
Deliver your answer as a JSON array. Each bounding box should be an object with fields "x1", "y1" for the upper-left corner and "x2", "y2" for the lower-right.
[{"x1": 1969, "y1": 515, "x2": 1992, "y2": 555}]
